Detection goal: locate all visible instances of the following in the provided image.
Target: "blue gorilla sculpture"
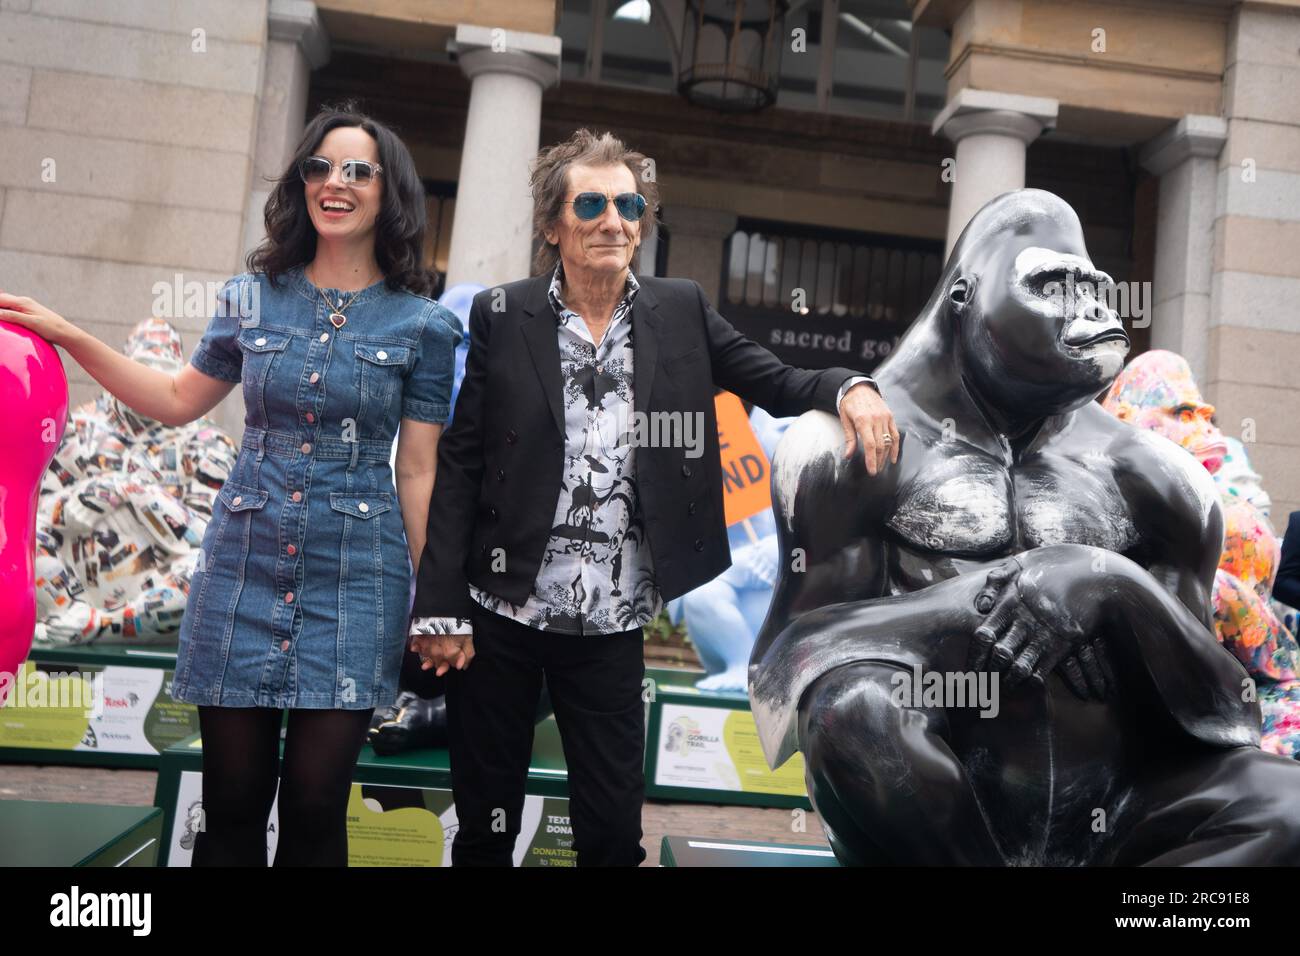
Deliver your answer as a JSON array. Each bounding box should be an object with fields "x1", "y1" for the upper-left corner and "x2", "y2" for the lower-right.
[{"x1": 668, "y1": 405, "x2": 793, "y2": 692}]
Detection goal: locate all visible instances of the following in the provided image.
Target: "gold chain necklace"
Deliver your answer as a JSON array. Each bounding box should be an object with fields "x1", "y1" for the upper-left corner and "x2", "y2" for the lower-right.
[{"x1": 307, "y1": 264, "x2": 379, "y2": 329}]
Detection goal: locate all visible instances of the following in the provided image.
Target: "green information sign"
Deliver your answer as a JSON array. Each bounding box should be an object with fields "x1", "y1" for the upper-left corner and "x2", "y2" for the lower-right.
[{"x1": 0, "y1": 658, "x2": 198, "y2": 764}]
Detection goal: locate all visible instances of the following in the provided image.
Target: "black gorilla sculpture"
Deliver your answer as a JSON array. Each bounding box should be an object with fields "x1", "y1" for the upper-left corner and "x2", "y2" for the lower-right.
[{"x1": 751, "y1": 189, "x2": 1300, "y2": 865}]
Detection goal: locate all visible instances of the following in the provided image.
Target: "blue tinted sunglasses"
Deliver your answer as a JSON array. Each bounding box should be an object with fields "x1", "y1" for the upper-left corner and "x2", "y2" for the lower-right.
[{"x1": 563, "y1": 191, "x2": 647, "y2": 222}]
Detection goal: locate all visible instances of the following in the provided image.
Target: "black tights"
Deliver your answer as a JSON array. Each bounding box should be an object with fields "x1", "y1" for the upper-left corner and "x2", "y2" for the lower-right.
[{"x1": 191, "y1": 706, "x2": 373, "y2": 867}]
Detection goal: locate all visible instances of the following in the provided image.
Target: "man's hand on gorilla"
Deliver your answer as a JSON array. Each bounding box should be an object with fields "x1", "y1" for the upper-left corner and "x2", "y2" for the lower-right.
[
  {"x1": 967, "y1": 549, "x2": 1117, "y2": 701},
  {"x1": 838, "y1": 381, "x2": 901, "y2": 477}
]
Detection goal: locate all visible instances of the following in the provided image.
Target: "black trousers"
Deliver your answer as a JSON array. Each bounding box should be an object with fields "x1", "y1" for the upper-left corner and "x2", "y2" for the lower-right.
[{"x1": 447, "y1": 604, "x2": 648, "y2": 867}]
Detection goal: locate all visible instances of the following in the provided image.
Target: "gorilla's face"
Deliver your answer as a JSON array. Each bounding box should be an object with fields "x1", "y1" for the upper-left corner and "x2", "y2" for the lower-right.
[{"x1": 958, "y1": 243, "x2": 1129, "y2": 417}]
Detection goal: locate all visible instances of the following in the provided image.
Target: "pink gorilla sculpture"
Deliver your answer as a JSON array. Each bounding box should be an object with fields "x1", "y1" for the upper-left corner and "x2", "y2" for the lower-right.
[{"x1": 0, "y1": 321, "x2": 68, "y2": 701}]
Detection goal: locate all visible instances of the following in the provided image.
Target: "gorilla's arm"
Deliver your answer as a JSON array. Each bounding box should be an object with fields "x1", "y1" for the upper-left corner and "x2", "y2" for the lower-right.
[
  {"x1": 1099, "y1": 553, "x2": 1260, "y2": 748},
  {"x1": 752, "y1": 413, "x2": 889, "y2": 665},
  {"x1": 1099, "y1": 429, "x2": 1260, "y2": 748}
]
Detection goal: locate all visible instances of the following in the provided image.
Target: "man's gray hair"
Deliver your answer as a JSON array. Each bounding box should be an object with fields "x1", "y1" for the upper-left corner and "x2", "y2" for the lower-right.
[{"x1": 529, "y1": 128, "x2": 660, "y2": 276}]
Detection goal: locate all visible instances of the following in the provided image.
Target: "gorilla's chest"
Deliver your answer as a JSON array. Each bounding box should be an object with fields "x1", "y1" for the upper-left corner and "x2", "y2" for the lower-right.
[{"x1": 884, "y1": 448, "x2": 1138, "y2": 557}]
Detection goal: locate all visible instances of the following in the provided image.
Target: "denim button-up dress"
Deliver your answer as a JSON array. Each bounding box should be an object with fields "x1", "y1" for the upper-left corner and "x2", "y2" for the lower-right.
[{"x1": 171, "y1": 267, "x2": 460, "y2": 709}]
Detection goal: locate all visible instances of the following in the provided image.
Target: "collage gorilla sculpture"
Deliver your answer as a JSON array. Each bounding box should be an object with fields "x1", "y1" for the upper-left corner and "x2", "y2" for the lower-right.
[
  {"x1": 33, "y1": 319, "x2": 236, "y2": 646},
  {"x1": 751, "y1": 189, "x2": 1300, "y2": 865}
]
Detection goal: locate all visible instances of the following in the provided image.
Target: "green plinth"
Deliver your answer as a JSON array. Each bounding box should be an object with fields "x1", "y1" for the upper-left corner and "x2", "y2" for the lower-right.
[
  {"x1": 23, "y1": 645, "x2": 180, "y2": 667},
  {"x1": 0, "y1": 800, "x2": 162, "y2": 867},
  {"x1": 659, "y1": 835, "x2": 837, "y2": 867}
]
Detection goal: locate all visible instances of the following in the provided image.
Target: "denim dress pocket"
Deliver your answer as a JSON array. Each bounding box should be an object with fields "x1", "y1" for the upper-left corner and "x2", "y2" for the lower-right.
[
  {"x1": 329, "y1": 491, "x2": 392, "y2": 520},
  {"x1": 329, "y1": 491, "x2": 401, "y2": 698},
  {"x1": 239, "y1": 329, "x2": 291, "y2": 381},
  {"x1": 178, "y1": 481, "x2": 270, "y2": 697},
  {"x1": 238, "y1": 329, "x2": 292, "y2": 427},
  {"x1": 198, "y1": 482, "x2": 269, "y2": 602},
  {"x1": 353, "y1": 342, "x2": 410, "y2": 430}
]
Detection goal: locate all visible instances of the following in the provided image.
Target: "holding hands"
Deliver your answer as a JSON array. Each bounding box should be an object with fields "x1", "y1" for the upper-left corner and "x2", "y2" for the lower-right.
[{"x1": 409, "y1": 632, "x2": 475, "y2": 676}]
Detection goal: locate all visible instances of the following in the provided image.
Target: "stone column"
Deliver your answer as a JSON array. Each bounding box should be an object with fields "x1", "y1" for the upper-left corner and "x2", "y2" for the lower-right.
[
  {"x1": 932, "y1": 88, "x2": 1059, "y2": 258},
  {"x1": 444, "y1": 25, "x2": 561, "y2": 288},
  {"x1": 1206, "y1": 2, "x2": 1300, "y2": 520},
  {"x1": 1138, "y1": 114, "x2": 1227, "y2": 383},
  {"x1": 241, "y1": 0, "x2": 330, "y2": 260},
  {"x1": 0, "y1": 0, "x2": 267, "y2": 437},
  {"x1": 664, "y1": 206, "x2": 738, "y2": 304}
]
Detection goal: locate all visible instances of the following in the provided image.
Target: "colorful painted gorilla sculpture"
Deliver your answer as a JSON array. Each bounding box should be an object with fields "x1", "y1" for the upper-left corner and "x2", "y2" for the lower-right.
[
  {"x1": 753, "y1": 189, "x2": 1300, "y2": 865},
  {"x1": 1103, "y1": 349, "x2": 1300, "y2": 758},
  {"x1": 33, "y1": 319, "x2": 236, "y2": 646}
]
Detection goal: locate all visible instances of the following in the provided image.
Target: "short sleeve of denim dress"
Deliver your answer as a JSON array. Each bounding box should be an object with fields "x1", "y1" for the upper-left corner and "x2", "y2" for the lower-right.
[{"x1": 172, "y1": 267, "x2": 462, "y2": 709}]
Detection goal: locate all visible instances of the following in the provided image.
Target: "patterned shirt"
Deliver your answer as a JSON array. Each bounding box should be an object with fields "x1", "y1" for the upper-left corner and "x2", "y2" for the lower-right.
[{"x1": 409, "y1": 263, "x2": 661, "y2": 637}]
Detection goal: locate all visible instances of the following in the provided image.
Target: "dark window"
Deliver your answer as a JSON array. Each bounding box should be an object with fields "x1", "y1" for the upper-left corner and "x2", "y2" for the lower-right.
[{"x1": 720, "y1": 218, "x2": 942, "y2": 370}]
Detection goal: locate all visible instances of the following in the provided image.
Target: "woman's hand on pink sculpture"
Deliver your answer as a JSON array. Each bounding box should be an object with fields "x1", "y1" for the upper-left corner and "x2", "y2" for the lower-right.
[{"x1": 0, "y1": 292, "x2": 79, "y2": 347}]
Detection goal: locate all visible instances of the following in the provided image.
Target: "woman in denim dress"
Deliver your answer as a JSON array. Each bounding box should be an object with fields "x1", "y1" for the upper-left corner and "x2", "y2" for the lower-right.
[{"x1": 0, "y1": 105, "x2": 460, "y2": 865}]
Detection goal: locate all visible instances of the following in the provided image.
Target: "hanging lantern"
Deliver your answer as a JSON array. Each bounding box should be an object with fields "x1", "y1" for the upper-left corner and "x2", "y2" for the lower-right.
[{"x1": 679, "y1": 0, "x2": 788, "y2": 111}]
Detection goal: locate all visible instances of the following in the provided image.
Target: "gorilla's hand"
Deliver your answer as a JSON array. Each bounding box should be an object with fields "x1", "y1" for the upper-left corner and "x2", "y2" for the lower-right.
[{"x1": 967, "y1": 549, "x2": 1116, "y2": 701}]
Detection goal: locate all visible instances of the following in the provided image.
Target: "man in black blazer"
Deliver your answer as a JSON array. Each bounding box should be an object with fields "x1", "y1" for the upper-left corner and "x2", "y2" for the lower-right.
[{"x1": 408, "y1": 129, "x2": 898, "y2": 866}]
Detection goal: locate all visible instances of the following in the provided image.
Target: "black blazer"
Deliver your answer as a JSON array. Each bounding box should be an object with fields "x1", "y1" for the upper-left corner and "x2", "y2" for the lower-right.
[
  {"x1": 411, "y1": 272, "x2": 861, "y2": 620},
  {"x1": 1277, "y1": 510, "x2": 1300, "y2": 610}
]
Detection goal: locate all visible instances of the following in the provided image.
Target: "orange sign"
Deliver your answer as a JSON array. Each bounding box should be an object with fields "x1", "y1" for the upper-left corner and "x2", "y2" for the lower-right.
[{"x1": 715, "y1": 391, "x2": 772, "y2": 526}]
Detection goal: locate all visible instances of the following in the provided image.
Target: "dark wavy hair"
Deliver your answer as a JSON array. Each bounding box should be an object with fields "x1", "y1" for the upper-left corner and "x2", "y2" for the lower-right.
[{"x1": 247, "y1": 102, "x2": 435, "y2": 296}]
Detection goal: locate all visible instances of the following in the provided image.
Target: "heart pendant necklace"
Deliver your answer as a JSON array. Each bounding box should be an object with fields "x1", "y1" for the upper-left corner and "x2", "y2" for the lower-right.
[
  {"x1": 320, "y1": 288, "x2": 360, "y2": 329},
  {"x1": 307, "y1": 264, "x2": 376, "y2": 331}
]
